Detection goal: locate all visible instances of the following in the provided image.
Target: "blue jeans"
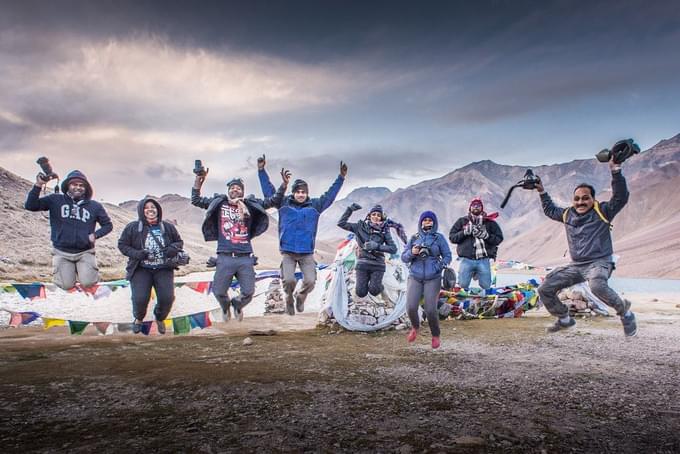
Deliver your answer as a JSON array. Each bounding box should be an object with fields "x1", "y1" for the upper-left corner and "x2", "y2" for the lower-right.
[{"x1": 458, "y1": 257, "x2": 492, "y2": 289}]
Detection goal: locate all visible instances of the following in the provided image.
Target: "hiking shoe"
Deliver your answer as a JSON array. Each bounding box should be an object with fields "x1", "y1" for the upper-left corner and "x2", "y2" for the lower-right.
[
  {"x1": 546, "y1": 317, "x2": 576, "y2": 333},
  {"x1": 407, "y1": 328, "x2": 418, "y2": 343},
  {"x1": 431, "y1": 336, "x2": 441, "y2": 349},
  {"x1": 132, "y1": 320, "x2": 143, "y2": 334},
  {"x1": 294, "y1": 292, "x2": 305, "y2": 313},
  {"x1": 156, "y1": 320, "x2": 166, "y2": 335},
  {"x1": 285, "y1": 294, "x2": 295, "y2": 316},
  {"x1": 621, "y1": 311, "x2": 637, "y2": 337}
]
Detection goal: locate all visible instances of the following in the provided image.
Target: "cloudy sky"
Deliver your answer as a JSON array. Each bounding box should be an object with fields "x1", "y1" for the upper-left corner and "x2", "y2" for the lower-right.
[{"x1": 1, "y1": 0, "x2": 679, "y2": 202}]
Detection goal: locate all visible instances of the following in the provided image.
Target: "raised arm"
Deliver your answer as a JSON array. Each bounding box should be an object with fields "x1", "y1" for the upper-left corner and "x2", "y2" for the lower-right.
[
  {"x1": 257, "y1": 155, "x2": 277, "y2": 198},
  {"x1": 191, "y1": 171, "x2": 213, "y2": 209},
  {"x1": 24, "y1": 176, "x2": 53, "y2": 211},
  {"x1": 260, "y1": 170, "x2": 289, "y2": 210},
  {"x1": 337, "y1": 204, "x2": 360, "y2": 232},
  {"x1": 601, "y1": 166, "x2": 629, "y2": 220}
]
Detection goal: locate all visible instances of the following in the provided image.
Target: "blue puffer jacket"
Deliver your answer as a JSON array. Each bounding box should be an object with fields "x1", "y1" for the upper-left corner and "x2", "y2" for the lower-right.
[
  {"x1": 259, "y1": 169, "x2": 344, "y2": 254},
  {"x1": 401, "y1": 211, "x2": 452, "y2": 281}
]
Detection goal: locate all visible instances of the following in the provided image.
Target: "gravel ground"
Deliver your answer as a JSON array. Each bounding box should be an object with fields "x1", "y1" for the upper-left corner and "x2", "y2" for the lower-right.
[{"x1": 0, "y1": 295, "x2": 679, "y2": 453}]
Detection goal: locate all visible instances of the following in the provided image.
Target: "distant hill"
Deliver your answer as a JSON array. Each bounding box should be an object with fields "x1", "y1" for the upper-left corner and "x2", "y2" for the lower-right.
[{"x1": 317, "y1": 134, "x2": 680, "y2": 278}]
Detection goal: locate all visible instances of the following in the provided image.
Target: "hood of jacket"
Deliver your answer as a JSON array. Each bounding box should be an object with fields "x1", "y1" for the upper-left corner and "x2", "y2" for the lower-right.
[
  {"x1": 137, "y1": 197, "x2": 163, "y2": 224},
  {"x1": 61, "y1": 170, "x2": 93, "y2": 200},
  {"x1": 418, "y1": 210, "x2": 439, "y2": 235}
]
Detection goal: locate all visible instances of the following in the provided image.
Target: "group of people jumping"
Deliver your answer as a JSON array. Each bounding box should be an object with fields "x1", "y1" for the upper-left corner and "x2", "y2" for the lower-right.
[{"x1": 24, "y1": 149, "x2": 637, "y2": 344}]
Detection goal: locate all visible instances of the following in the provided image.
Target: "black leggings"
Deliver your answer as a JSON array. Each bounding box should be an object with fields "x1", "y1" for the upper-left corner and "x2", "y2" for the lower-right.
[
  {"x1": 130, "y1": 267, "x2": 175, "y2": 321},
  {"x1": 355, "y1": 266, "x2": 385, "y2": 297}
]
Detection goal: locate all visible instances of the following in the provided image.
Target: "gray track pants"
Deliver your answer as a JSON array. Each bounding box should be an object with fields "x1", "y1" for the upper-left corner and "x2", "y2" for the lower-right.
[
  {"x1": 538, "y1": 259, "x2": 626, "y2": 318},
  {"x1": 406, "y1": 276, "x2": 442, "y2": 337},
  {"x1": 212, "y1": 254, "x2": 256, "y2": 311},
  {"x1": 281, "y1": 253, "x2": 317, "y2": 305}
]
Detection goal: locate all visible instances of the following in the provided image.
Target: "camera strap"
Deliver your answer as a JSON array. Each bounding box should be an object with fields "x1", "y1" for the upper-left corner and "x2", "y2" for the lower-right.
[{"x1": 562, "y1": 201, "x2": 612, "y2": 230}]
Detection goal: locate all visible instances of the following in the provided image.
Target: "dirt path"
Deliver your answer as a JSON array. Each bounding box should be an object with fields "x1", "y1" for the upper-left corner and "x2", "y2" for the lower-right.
[{"x1": 1, "y1": 299, "x2": 679, "y2": 453}]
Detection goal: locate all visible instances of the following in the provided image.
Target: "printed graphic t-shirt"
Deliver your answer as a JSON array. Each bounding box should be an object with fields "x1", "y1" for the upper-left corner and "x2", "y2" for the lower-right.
[
  {"x1": 141, "y1": 225, "x2": 165, "y2": 268},
  {"x1": 216, "y1": 201, "x2": 253, "y2": 254}
]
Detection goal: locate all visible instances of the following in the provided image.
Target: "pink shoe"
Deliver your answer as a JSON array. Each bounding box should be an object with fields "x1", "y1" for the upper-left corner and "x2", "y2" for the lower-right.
[
  {"x1": 406, "y1": 328, "x2": 418, "y2": 343},
  {"x1": 431, "y1": 336, "x2": 441, "y2": 349}
]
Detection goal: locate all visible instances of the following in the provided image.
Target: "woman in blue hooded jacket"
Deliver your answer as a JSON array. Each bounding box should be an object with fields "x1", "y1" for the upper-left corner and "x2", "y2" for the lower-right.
[{"x1": 401, "y1": 211, "x2": 452, "y2": 349}]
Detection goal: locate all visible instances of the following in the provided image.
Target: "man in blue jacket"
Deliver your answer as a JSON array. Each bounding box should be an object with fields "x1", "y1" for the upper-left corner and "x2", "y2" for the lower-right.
[
  {"x1": 536, "y1": 157, "x2": 636, "y2": 336},
  {"x1": 258, "y1": 156, "x2": 347, "y2": 315},
  {"x1": 25, "y1": 170, "x2": 113, "y2": 290}
]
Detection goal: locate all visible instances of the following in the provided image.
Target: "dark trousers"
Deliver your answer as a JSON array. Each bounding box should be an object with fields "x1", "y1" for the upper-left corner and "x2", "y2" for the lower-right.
[
  {"x1": 355, "y1": 264, "x2": 386, "y2": 297},
  {"x1": 406, "y1": 276, "x2": 442, "y2": 337},
  {"x1": 130, "y1": 267, "x2": 175, "y2": 321}
]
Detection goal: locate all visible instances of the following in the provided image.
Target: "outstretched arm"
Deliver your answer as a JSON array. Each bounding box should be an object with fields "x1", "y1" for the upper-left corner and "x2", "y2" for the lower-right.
[{"x1": 257, "y1": 155, "x2": 277, "y2": 198}]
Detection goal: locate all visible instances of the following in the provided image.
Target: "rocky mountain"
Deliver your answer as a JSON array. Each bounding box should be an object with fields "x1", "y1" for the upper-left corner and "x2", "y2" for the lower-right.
[{"x1": 319, "y1": 134, "x2": 680, "y2": 278}]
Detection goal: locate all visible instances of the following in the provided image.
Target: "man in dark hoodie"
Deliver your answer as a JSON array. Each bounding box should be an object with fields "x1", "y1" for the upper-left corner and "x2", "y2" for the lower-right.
[
  {"x1": 536, "y1": 157, "x2": 636, "y2": 336},
  {"x1": 25, "y1": 170, "x2": 113, "y2": 290},
  {"x1": 337, "y1": 203, "x2": 398, "y2": 298},
  {"x1": 118, "y1": 198, "x2": 184, "y2": 334},
  {"x1": 401, "y1": 211, "x2": 452, "y2": 349},
  {"x1": 192, "y1": 168, "x2": 289, "y2": 321},
  {"x1": 449, "y1": 197, "x2": 504, "y2": 290},
  {"x1": 258, "y1": 155, "x2": 346, "y2": 315}
]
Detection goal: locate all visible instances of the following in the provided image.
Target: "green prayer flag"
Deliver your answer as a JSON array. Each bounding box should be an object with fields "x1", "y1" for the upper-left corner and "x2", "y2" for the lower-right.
[
  {"x1": 69, "y1": 321, "x2": 89, "y2": 335},
  {"x1": 172, "y1": 316, "x2": 191, "y2": 335}
]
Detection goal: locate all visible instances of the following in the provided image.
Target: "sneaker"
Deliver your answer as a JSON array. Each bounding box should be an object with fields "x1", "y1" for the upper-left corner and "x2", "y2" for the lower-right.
[
  {"x1": 218, "y1": 300, "x2": 231, "y2": 322},
  {"x1": 156, "y1": 320, "x2": 166, "y2": 335},
  {"x1": 621, "y1": 311, "x2": 637, "y2": 337},
  {"x1": 132, "y1": 319, "x2": 143, "y2": 334},
  {"x1": 407, "y1": 328, "x2": 418, "y2": 343},
  {"x1": 431, "y1": 336, "x2": 441, "y2": 349},
  {"x1": 546, "y1": 317, "x2": 576, "y2": 333},
  {"x1": 294, "y1": 292, "x2": 305, "y2": 313},
  {"x1": 285, "y1": 294, "x2": 295, "y2": 316}
]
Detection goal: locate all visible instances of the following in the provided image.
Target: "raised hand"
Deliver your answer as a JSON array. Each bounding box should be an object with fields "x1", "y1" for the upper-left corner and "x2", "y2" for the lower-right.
[
  {"x1": 280, "y1": 168, "x2": 292, "y2": 186},
  {"x1": 340, "y1": 161, "x2": 348, "y2": 177},
  {"x1": 257, "y1": 154, "x2": 266, "y2": 170},
  {"x1": 35, "y1": 173, "x2": 51, "y2": 186},
  {"x1": 194, "y1": 168, "x2": 209, "y2": 188},
  {"x1": 349, "y1": 202, "x2": 362, "y2": 211}
]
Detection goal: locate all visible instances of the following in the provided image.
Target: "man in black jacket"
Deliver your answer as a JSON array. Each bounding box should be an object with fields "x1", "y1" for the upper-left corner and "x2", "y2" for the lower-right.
[
  {"x1": 449, "y1": 197, "x2": 503, "y2": 290},
  {"x1": 192, "y1": 168, "x2": 289, "y2": 321},
  {"x1": 536, "y1": 157, "x2": 636, "y2": 336},
  {"x1": 25, "y1": 170, "x2": 112, "y2": 290},
  {"x1": 337, "y1": 203, "x2": 398, "y2": 298}
]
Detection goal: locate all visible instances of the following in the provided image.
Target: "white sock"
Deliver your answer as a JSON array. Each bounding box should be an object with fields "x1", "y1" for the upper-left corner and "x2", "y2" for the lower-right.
[{"x1": 559, "y1": 315, "x2": 571, "y2": 324}]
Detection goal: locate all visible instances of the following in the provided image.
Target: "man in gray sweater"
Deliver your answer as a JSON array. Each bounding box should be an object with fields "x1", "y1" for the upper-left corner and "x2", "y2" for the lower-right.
[{"x1": 535, "y1": 157, "x2": 637, "y2": 336}]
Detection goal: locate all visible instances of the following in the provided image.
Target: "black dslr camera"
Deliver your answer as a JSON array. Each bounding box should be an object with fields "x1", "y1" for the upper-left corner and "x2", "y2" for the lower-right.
[
  {"x1": 36, "y1": 156, "x2": 58, "y2": 181},
  {"x1": 418, "y1": 246, "x2": 431, "y2": 258},
  {"x1": 193, "y1": 159, "x2": 207, "y2": 177},
  {"x1": 500, "y1": 169, "x2": 541, "y2": 208},
  {"x1": 595, "y1": 139, "x2": 640, "y2": 164}
]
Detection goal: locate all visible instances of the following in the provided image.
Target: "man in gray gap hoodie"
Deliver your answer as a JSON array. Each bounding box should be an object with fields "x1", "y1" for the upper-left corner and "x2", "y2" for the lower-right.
[{"x1": 535, "y1": 156, "x2": 636, "y2": 336}]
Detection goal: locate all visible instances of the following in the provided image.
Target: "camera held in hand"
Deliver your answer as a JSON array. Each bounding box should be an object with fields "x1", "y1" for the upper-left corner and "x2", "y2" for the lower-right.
[
  {"x1": 418, "y1": 246, "x2": 431, "y2": 258},
  {"x1": 36, "y1": 156, "x2": 58, "y2": 182},
  {"x1": 193, "y1": 159, "x2": 207, "y2": 177},
  {"x1": 500, "y1": 168, "x2": 542, "y2": 208},
  {"x1": 595, "y1": 139, "x2": 640, "y2": 164}
]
